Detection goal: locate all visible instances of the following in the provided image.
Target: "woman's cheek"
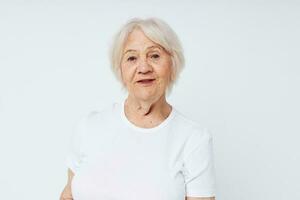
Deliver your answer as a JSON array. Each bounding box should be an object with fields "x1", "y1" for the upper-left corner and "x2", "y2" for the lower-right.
[{"x1": 156, "y1": 79, "x2": 164, "y2": 90}]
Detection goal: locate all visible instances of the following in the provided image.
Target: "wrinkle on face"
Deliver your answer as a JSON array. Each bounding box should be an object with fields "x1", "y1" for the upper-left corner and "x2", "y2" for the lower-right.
[{"x1": 120, "y1": 28, "x2": 172, "y2": 119}]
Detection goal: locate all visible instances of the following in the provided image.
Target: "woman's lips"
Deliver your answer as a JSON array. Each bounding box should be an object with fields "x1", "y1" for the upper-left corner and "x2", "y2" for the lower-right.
[{"x1": 137, "y1": 79, "x2": 156, "y2": 86}]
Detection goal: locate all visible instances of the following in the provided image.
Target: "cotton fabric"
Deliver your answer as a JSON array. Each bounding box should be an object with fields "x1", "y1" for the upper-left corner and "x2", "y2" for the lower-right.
[{"x1": 65, "y1": 98, "x2": 216, "y2": 200}]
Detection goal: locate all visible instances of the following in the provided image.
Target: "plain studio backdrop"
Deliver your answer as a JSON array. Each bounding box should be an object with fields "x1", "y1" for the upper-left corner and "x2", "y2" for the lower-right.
[{"x1": 0, "y1": 0, "x2": 299, "y2": 199}]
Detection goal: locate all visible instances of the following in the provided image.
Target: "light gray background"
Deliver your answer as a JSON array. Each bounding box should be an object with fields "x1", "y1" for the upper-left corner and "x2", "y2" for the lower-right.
[{"x1": 0, "y1": 0, "x2": 299, "y2": 199}]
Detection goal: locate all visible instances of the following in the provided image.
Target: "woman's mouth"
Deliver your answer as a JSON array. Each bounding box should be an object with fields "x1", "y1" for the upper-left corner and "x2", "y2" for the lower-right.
[{"x1": 137, "y1": 79, "x2": 156, "y2": 86}]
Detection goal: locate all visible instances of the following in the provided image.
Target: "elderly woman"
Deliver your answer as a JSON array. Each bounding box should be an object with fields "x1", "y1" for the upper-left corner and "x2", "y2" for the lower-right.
[{"x1": 60, "y1": 17, "x2": 216, "y2": 200}]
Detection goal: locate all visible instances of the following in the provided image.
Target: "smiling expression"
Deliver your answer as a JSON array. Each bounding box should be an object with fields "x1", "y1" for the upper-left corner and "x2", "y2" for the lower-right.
[{"x1": 120, "y1": 28, "x2": 172, "y2": 101}]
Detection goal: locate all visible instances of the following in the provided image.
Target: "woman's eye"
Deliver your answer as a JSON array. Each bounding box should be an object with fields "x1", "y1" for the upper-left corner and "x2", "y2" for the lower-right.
[
  {"x1": 151, "y1": 54, "x2": 160, "y2": 59},
  {"x1": 127, "y1": 56, "x2": 136, "y2": 61}
]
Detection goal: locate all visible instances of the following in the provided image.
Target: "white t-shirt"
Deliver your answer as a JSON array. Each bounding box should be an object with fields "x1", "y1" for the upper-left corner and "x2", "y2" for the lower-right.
[{"x1": 65, "y1": 98, "x2": 216, "y2": 200}]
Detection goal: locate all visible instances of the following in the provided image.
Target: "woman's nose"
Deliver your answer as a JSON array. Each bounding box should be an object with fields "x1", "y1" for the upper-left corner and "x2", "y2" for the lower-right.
[{"x1": 137, "y1": 58, "x2": 153, "y2": 74}]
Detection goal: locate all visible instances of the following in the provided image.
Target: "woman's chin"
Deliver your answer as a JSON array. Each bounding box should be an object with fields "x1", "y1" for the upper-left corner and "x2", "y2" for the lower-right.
[{"x1": 133, "y1": 92, "x2": 156, "y2": 101}]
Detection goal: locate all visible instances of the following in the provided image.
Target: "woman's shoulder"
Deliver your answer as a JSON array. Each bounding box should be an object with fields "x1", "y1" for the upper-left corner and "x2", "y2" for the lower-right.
[
  {"x1": 79, "y1": 102, "x2": 117, "y2": 123},
  {"x1": 172, "y1": 107, "x2": 202, "y2": 129},
  {"x1": 172, "y1": 107, "x2": 212, "y2": 139}
]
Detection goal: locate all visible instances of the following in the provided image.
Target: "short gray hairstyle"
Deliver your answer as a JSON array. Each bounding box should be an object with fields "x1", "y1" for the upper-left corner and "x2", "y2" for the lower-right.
[{"x1": 109, "y1": 17, "x2": 185, "y2": 96}]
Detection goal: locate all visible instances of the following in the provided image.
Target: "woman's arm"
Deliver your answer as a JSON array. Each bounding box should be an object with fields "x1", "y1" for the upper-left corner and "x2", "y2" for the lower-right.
[
  {"x1": 59, "y1": 169, "x2": 75, "y2": 200},
  {"x1": 67, "y1": 168, "x2": 75, "y2": 185}
]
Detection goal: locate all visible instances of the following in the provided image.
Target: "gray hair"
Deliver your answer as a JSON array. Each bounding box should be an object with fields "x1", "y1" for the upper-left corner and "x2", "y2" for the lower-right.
[{"x1": 108, "y1": 17, "x2": 185, "y2": 96}]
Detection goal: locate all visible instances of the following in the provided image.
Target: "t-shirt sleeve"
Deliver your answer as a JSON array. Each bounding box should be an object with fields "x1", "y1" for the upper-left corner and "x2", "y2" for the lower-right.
[
  {"x1": 182, "y1": 127, "x2": 217, "y2": 198},
  {"x1": 65, "y1": 114, "x2": 87, "y2": 174}
]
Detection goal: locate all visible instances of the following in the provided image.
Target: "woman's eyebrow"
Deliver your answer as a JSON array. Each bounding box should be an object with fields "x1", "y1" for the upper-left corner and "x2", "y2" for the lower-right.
[
  {"x1": 147, "y1": 45, "x2": 162, "y2": 51},
  {"x1": 124, "y1": 49, "x2": 136, "y2": 55},
  {"x1": 124, "y1": 45, "x2": 162, "y2": 55}
]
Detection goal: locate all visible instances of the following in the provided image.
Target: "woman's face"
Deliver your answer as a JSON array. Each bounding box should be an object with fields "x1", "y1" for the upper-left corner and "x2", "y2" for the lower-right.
[{"x1": 120, "y1": 28, "x2": 172, "y2": 101}]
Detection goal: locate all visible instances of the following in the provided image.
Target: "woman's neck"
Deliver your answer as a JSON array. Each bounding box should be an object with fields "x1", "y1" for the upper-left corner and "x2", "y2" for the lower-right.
[{"x1": 124, "y1": 94, "x2": 172, "y2": 128}]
